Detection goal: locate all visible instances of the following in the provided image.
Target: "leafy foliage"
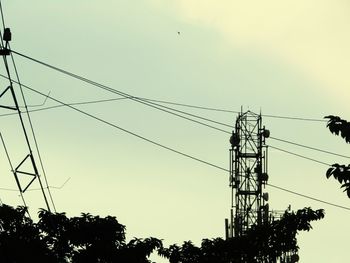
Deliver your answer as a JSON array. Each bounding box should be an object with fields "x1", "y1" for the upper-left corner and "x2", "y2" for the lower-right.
[
  {"x1": 159, "y1": 207, "x2": 324, "y2": 263},
  {"x1": 324, "y1": 115, "x2": 350, "y2": 197},
  {"x1": 325, "y1": 115, "x2": 350, "y2": 143},
  {"x1": 0, "y1": 204, "x2": 324, "y2": 262},
  {"x1": 0, "y1": 205, "x2": 54, "y2": 262},
  {"x1": 0, "y1": 204, "x2": 161, "y2": 263},
  {"x1": 326, "y1": 164, "x2": 350, "y2": 197}
]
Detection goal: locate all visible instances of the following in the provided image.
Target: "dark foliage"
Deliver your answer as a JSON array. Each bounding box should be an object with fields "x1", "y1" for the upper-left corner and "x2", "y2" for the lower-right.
[
  {"x1": 324, "y1": 115, "x2": 350, "y2": 197},
  {"x1": 0, "y1": 205, "x2": 55, "y2": 262},
  {"x1": 325, "y1": 115, "x2": 350, "y2": 143},
  {"x1": 0, "y1": 204, "x2": 161, "y2": 263},
  {"x1": 0, "y1": 204, "x2": 324, "y2": 262},
  {"x1": 159, "y1": 207, "x2": 324, "y2": 263},
  {"x1": 326, "y1": 164, "x2": 350, "y2": 197}
]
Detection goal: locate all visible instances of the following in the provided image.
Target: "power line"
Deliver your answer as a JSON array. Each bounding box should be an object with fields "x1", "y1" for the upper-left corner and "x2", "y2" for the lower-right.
[
  {"x1": 143, "y1": 98, "x2": 240, "y2": 114},
  {"x1": 6, "y1": 54, "x2": 345, "y2": 164},
  {"x1": 0, "y1": 92, "x2": 232, "y2": 134},
  {"x1": 50, "y1": 177, "x2": 71, "y2": 189},
  {"x1": 269, "y1": 136, "x2": 350, "y2": 159},
  {"x1": 31, "y1": 101, "x2": 348, "y2": 161},
  {"x1": 0, "y1": 0, "x2": 5, "y2": 34},
  {"x1": 10, "y1": 51, "x2": 232, "y2": 135},
  {"x1": 1, "y1": 73, "x2": 347, "y2": 164},
  {"x1": 0, "y1": 177, "x2": 71, "y2": 192},
  {"x1": 4, "y1": 52, "x2": 350, "y2": 209},
  {"x1": 23, "y1": 84, "x2": 229, "y2": 173},
  {"x1": 141, "y1": 98, "x2": 326, "y2": 123},
  {"x1": 1, "y1": 72, "x2": 347, "y2": 166},
  {"x1": 267, "y1": 183, "x2": 350, "y2": 211},
  {"x1": 269, "y1": 145, "x2": 331, "y2": 166},
  {"x1": 0, "y1": 187, "x2": 18, "y2": 192},
  {"x1": 19, "y1": 90, "x2": 51, "y2": 108},
  {"x1": 262, "y1": 113, "x2": 326, "y2": 122},
  {"x1": 0, "y1": 85, "x2": 130, "y2": 117},
  {"x1": 20, "y1": 84, "x2": 350, "y2": 211},
  {"x1": 11, "y1": 50, "x2": 327, "y2": 124}
]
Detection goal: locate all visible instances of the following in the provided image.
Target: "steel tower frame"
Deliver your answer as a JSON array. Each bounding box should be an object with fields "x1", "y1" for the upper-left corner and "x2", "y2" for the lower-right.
[{"x1": 228, "y1": 111, "x2": 269, "y2": 237}]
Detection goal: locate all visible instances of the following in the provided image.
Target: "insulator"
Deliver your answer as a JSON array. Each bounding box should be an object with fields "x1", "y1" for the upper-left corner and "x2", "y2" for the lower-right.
[
  {"x1": 3, "y1": 28, "x2": 11, "y2": 42},
  {"x1": 0, "y1": 48, "x2": 10, "y2": 55}
]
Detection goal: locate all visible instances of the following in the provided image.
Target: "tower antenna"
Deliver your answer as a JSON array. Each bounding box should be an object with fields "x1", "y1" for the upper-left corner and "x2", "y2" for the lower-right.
[{"x1": 228, "y1": 111, "x2": 269, "y2": 237}]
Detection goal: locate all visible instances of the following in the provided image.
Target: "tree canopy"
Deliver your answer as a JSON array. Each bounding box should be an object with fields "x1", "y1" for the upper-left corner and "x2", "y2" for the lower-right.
[
  {"x1": 159, "y1": 207, "x2": 324, "y2": 263},
  {"x1": 0, "y1": 204, "x2": 324, "y2": 262},
  {"x1": 0, "y1": 204, "x2": 162, "y2": 263}
]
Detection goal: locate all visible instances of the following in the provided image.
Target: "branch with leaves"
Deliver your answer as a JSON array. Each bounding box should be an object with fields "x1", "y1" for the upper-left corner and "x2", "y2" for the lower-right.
[
  {"x1": 0, "y1": 204, "x2": 162, "y2": 263},
  {"x1": 326, "y1": 164, "x2": 350, "y2": 197},
  {"x1": 158, "y1": 207, "x2": 324, "y2": 263},
  {"x1": 324, "y1": 115, "x2": 350, "y2": 197},
  {"x1": 325, "y1": 115, "x2": 350, "y2": 143}
]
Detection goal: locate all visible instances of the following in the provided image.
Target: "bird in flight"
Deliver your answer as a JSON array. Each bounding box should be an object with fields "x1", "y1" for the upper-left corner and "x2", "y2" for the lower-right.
[{"x1": 177, "y1": 31, "x2": 180, "y2": 35}]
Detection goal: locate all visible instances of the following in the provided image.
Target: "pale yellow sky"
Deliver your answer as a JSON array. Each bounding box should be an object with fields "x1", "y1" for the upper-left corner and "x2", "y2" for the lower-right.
[
  {"x1": 1, "y1": 1, "x2": 350, "y2": 263},
  {"x1": 154, "y1": 0, "x2": 350, "y2": 106}
]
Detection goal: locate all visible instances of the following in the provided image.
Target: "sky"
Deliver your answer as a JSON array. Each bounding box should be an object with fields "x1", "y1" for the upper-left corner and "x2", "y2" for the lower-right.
[{"x1": 0, "y1": 1, "x2": 350, "y2": 262}]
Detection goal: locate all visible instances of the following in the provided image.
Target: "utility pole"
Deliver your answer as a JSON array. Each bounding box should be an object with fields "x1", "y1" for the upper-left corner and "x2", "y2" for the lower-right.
[{"x1": 0, "y1": 27, "x2": 51, "y2": 212}]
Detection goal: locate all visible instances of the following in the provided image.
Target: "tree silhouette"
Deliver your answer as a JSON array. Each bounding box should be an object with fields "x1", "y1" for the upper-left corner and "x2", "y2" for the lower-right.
[
  {"x1": 324, "y1": 115, "x2": 350, "y2": 197},
  {"x1": 0, "y1": 204, "x2": 324, "y2": 262},
  {"x1": 159, "y1": 207, "x2": 324, "y2": 263},
  {"x1": 0, "y1": 204, "x2": 161, "y2": 263},
  {"x1": 0, "y1": 205, "x2": 54, "y2": 262},
  {"x1": 325, "y1": 115, "x2": 350, "y2": 143}
]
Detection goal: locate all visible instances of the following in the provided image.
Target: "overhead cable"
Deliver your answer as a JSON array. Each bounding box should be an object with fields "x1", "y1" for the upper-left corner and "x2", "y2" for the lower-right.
[
  {"x1": 267, "y1": 184, "x2": 350, "y2": 211},
  {"x1": 0, "y1": 73, "x2": 347, "y2": 162},
  {"x1": 23, "y1": 84, "x2": 229, "y2": 173},
  {"x1": 269, "y1": 136, "x2": 350, "y2": 159},
  {"x1": 269, "y1": 145, "x2": 331, "y2": 166},
  {"x1": 20, "y1": 84, "x2": 350, "y2": 211},
  {"x1": 5, "y1": 52, "x2": 350, "y2": 210},
  {"x1": 10, "y1": 51, "x2": 231, "y2": 135},
  {"x1": 12, "y1": 50, "x2": 326, "y2": 123}
]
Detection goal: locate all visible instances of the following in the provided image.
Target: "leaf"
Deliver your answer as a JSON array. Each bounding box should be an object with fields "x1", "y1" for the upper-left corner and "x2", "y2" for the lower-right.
[
  {"x1": 326, "y1": 167, "x2": 334, "y2": 179},
  {"x1": 341, "y1": 182, "x2": 350, "y2": 189},
  {"x1": 327, "y1": 123, "x2": 338, "y2": 134},
  {"x1": 338, "y1": 176, "x2": 343, "y2": 184}
]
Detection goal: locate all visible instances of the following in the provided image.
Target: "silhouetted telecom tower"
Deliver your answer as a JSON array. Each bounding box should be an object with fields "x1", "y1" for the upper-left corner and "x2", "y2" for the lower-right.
[
  {"x1": 225, "y1": 111, "x2": 269, "y2": 238},
  {"x1": 0, "y1": 26, "x2": 52, "y2": 212}
]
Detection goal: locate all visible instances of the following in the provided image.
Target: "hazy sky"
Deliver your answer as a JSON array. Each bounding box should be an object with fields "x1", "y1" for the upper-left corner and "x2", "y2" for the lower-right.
[{"x1": 1, "y1": 1, "x2": 350, "y2": 262}]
